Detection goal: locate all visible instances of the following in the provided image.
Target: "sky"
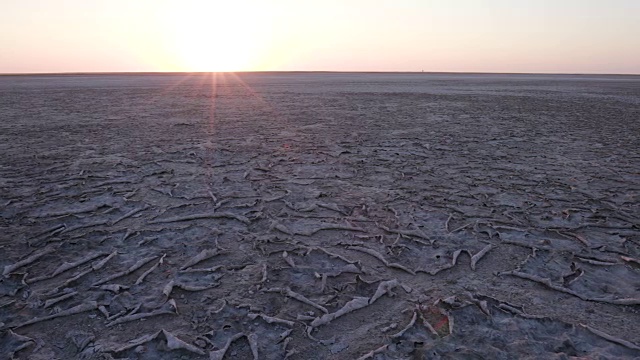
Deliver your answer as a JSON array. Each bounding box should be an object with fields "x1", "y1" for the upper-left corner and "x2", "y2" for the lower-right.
[{"x1": 0, "y1": 0, "x2": 639, "y2": 74}]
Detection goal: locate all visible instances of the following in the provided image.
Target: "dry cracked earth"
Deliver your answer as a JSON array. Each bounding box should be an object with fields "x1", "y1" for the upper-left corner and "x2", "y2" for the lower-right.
[{"x1": 0, "y1": 73, "x2": 639, "y2": 359}]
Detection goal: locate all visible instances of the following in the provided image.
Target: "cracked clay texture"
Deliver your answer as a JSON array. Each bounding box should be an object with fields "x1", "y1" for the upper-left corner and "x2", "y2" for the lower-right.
[{"x1": 0, "y1": 73, "x2": 639, "y2": 359}]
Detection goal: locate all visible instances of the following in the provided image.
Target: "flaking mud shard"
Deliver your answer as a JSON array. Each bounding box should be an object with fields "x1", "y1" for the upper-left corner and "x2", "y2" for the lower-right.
[{"x1": 0, "y1": 73, "x2": 639, "y2": 359}]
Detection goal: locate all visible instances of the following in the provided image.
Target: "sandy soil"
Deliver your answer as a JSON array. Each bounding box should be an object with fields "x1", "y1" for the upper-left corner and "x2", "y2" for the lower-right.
[{"x1": 0, "y1": 73, "x2": 639, "y2": 359}]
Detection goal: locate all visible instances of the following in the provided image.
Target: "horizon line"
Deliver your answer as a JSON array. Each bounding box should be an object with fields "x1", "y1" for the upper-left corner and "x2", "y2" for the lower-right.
[{"x1": 1, "y1": 70, "x2": 639, "y2": 77}]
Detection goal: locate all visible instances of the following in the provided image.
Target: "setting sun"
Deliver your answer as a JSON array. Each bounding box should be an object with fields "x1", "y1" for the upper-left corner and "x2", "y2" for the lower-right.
[
  {"x1": 0, "y1": 0, "x2": 638, "y2": 73},
  {"x1": 157, "y1": 2, "x2": 273, "y2": 72}
]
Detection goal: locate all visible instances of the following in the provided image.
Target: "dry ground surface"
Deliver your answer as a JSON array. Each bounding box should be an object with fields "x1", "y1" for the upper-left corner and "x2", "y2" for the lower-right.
[{"x1": 0, "y1": 73, "x2": 639, "y2": 359}]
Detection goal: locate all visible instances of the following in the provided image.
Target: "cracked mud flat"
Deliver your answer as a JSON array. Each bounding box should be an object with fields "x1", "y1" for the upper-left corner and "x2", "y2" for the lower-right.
[{"x1": 0, "y1": 72, "x2": 639, "y2": 359}]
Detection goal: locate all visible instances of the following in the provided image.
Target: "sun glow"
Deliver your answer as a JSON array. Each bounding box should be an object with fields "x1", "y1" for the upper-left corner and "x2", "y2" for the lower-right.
[{"x1": 159, "y1": 2, "x2": 273, "y2": 72}]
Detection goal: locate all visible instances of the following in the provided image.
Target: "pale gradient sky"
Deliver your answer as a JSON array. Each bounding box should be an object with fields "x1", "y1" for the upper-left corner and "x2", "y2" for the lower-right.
[{"x1": 1, "y1": 0, "x2": 639, "y2": 74}]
